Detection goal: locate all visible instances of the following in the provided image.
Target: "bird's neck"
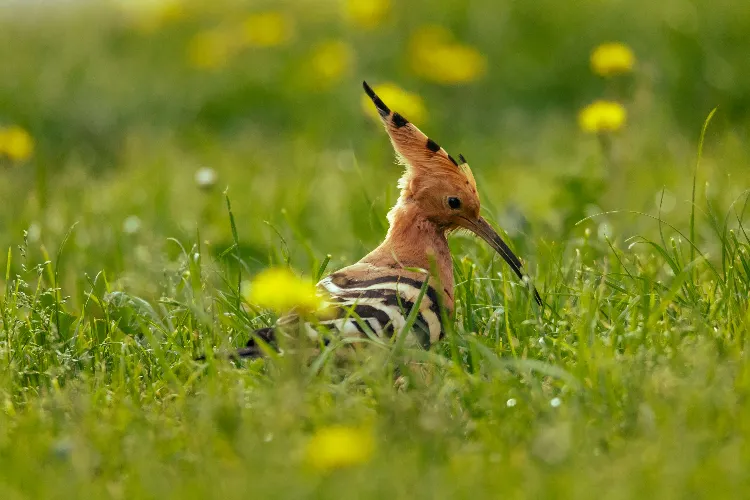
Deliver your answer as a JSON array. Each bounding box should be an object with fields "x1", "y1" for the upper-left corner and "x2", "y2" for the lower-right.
[{"x1": 360, "y1": 203, "x2": 454, "y2": 307}]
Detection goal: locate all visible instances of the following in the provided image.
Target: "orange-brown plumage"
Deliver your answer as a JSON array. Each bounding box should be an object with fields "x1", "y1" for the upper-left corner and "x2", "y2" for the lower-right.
[{"x1": 360, "y1": 200, "x2": 457, "y2": 310}]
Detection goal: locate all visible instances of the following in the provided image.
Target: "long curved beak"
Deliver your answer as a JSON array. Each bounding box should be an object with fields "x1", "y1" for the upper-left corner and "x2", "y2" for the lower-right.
[{"x1": 463, "y1": 216, "x2": 543, "y2": 306}]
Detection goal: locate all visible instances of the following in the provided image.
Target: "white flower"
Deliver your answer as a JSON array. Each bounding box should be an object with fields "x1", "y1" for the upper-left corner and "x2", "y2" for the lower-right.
[
  {"x1": 123, "y1": 215, "x2": 142, "y2": 234},
  {"x1": 195, "y1": 167, "x2": 217, "y2": 190}
]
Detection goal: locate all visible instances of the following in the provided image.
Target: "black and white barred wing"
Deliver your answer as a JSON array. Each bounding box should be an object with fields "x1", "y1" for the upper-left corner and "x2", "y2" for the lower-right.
[
  {"x1": 314, "y1": 271, "x2": 444, "y2": 349},
  {"x1": 234, "y1": 268, "x2": 446, "y2": 358}
]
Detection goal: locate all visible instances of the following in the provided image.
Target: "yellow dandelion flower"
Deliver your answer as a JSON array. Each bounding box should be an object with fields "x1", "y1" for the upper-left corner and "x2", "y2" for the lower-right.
[
  {"x1": 0, "y1": 125, "x2": 34, "y2": 162},
  {"x1": 360, "y1": 82, "x2": 427, "y2": 124},
  {"x1": 305, "y1": 426, "x2": 375, "y2": 471},
  {"x1": 308, "y1": 40, "x2": 354, "y2": 88},
  {"x1": 590, "y1": 42, "x2": 635, "y2": 77},
  {"x1": 578, "y1": 100, "x2": 627, "y2": 134},
  {"x1": 409, "y1": 26, "x2": 486, "y2": 84},
  {"x1": 244, "y1": 267, "x2": 322, "y2": 314},
  {"x1": 241, "y1": 11, "x2": 294, "y2": 48},
  {"x1": 344, "y1": 0, "x2": 390, "y2": 29},
  {"x1": 186, "y1": 28, "x2": 236, "y2": 70}
]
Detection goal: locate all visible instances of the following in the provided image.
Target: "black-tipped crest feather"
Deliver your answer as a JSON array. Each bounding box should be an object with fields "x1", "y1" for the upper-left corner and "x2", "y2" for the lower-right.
[
  {"x1": 363, "y1": 80, "x2": 390, "y2": 117},
  {"x1": 392, "y1": 112, "x2": 408, "y2": 128}
]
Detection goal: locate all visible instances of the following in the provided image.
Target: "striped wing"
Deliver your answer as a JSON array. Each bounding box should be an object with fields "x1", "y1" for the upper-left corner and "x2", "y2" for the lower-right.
[
  {"x1": 237, "y1": 265, "x2": 447, "y2": 358},
  {"x1": 312, "y1": 267, "x2": 445, "y2": 349}
]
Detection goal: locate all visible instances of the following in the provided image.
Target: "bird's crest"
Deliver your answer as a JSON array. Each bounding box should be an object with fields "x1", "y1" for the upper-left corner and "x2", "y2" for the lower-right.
[
  {"x1": 458, "y1": 155, "x2": 477, "y2": 192},
  {"x1": 362, "y1": 81, "x2": 477, "y2": 193}
]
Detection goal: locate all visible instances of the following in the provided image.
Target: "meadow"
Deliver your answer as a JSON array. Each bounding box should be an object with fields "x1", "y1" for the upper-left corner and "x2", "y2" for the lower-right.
[{"x1": 1, "y1": 0, "x2": 749, "y2": 498}]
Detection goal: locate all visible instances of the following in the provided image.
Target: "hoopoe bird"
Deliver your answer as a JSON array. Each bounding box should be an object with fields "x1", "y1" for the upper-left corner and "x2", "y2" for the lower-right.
[{"x1": 234, "y1": 82, "x2": 542, "y2": 358}]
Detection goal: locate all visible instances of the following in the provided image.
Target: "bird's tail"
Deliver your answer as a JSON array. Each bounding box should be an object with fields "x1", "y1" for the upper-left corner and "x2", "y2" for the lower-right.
[
  {"x1": 196, "y1": 327, "x2": 277, "y2": 360},
  {"x1": 235, "y1": 327, "x2": 277, "y2": 358}
]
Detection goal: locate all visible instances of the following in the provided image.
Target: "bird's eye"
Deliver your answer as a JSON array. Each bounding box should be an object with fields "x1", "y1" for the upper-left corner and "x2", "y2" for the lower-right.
[{"x1": 448, "y1": 197, "x2": 461, "y2": 210}]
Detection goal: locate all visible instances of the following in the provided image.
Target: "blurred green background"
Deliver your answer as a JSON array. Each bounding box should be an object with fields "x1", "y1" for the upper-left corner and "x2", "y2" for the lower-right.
[
  {"x1": 0, "y1": 0, "x2": 748, "y2": 303},
  {"x1": 1, "y1": 2, "x2": 750, "y2": 498}
]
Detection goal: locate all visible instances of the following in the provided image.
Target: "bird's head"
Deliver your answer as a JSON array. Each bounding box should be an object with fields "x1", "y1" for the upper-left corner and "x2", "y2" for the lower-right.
[{"x1": 363, "y1": 81, "x2": 542, "y2": 306}]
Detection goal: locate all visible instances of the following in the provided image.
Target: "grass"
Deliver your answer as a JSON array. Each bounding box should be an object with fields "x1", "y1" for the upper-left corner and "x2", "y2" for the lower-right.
[{"x1": 1, "y1": 1, "x2": 750, "y2": 498}]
